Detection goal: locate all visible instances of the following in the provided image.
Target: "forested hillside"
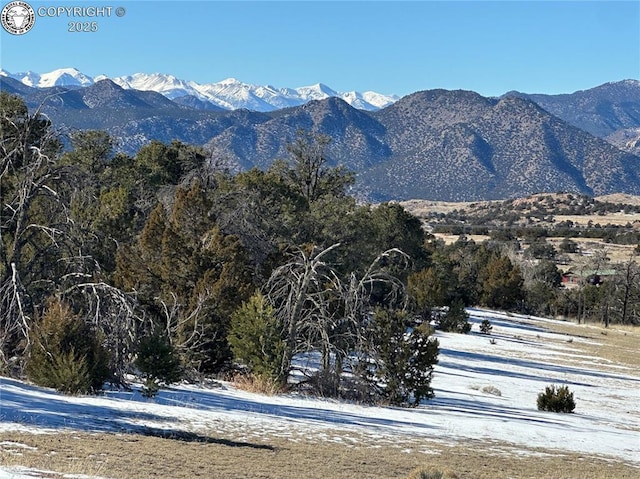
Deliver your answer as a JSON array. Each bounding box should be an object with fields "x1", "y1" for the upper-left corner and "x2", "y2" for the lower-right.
[{"x1": 1, "y1": 92, "x2": 638, "y2": 404}]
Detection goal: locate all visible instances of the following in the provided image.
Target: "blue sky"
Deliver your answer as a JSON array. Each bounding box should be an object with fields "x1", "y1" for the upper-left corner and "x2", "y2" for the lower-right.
[{"x1": 1, "y1": 1, "x2": 638, "y2": 97}]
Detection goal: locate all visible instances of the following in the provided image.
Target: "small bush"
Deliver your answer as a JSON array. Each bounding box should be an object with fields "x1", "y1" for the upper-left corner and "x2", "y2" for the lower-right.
[
  {"x1": 229, "y1": 293, "x2": 286, "y2": 386},
  {"x1": 407, "y1": 465, "x2": 458, "y2": 479},
  {"x1": 537, "y1": 384, "x2": 576, "y2": 413},
  {"x1": 479, "y1": 319, "x2": 493, "y2": 334},
  {"x1": 371, "y1": 309, "x2": 439, "y2": 406},
  {"x1": 481, "y1": 385, "x2": 502, "y2": 396},
  {"x1": 27, "y1": 298, "x2": 110, "y2": 394},
  {"x1": 141, "y1": 378, "x2": 161, "y2": 398}
]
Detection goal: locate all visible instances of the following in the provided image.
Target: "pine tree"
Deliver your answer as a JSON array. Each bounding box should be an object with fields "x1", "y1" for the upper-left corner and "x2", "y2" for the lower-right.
[
  {"x1": 438, "y1": 299, "x2": 471, "y2": 334},
  {"x1": 479, "y1": 319, "x2": 493, "y2": 334},
  {"x1": 135, "y1": 332, "x2": 181, "y2": 398},
  {"x1": 369, "y1": 308, "x2": 439, "y2": 406},
  {"x1": 480, "y1": 254, "x2": 525, "y2": 310},
  {"x1": 115, "y1": 181, "x2": 252, "y2": 373}
]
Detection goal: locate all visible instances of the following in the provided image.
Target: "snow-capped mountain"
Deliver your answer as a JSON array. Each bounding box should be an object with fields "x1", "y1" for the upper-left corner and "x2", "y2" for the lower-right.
[
  {"x1": 112, "y1": 74, "x2": 399, "y2": 111},
  {"x1": 0, "y1": 68, "x2": 399, "y2": 111},
  {"x1": 0, "y1": 67, "x2": 94, "y2": 88},
  {"x1": 102, "y1": 72, "x2": 201, "y2": 100}
]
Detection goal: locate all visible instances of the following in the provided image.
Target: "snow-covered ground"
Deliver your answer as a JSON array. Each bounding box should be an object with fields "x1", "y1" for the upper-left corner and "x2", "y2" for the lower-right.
[{"x1": 1, "y1": 309, "x2": 639, "y2": 478}]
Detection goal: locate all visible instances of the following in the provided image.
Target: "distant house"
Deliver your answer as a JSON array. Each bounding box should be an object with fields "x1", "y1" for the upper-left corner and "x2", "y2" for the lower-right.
[{"x1": 561, "y1": 269, "x2": 617, "y2": 287}]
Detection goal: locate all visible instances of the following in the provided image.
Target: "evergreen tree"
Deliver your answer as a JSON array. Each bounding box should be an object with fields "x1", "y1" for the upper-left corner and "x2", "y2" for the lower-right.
[
  {"x1": 479, "y1": 254, "x2": 525, "y2": 310},
  {"x1": 228, "y1": 292, "x2": 285, "y2": 384},
  {"x1": 1, "y1": 93, "x2": 67, "y2": 368},
  {"x1": 284, "y1": 130, "x2": 354, "y2": 204},
  {"x1": 115, "y1": 180, "x2": 252, "y2": 373},
  {"x1": 438, "y1": 299, "x2": 471, "y2": 334},
  {"x1": 368, "y1": 308, "x2": 439, "y2": 406},
  {"x1": 26, "y1": 297, "x2": 110, "y2": 394},
  {"x1": 135, "y1": 332, "x2": 181, "y2": 397},
  {"x1": 408, "y1": 266, "x2": 451, "y2": 315},
  {"x1": 479, "y1": 319, "x2": 493, "y2": 334}
]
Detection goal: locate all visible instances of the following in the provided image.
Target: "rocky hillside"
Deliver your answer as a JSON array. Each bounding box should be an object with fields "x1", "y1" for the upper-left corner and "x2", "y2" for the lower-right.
[
  {"x1": 362, "y1": 91, "x2": 640, "y2": 200},
  {"x1": 204, "y1": 89, "x2": 640, "y2": 201},
  {"x1": 507, "y1": 80, "x2": 640, "y2": 154},
  {"x1": 3, "y1": 77, "x2": 640, "y2": 201}
]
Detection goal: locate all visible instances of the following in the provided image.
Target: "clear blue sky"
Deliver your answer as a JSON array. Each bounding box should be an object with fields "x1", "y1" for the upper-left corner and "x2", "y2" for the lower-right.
[{"x1": 1, "y1": 0, "x2": 638, "y2": 97}]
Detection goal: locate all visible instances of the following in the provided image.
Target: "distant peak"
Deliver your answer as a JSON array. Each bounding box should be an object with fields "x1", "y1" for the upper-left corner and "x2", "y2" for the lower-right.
[
  {"x1": 303, "y1": 82, "x2": 333, "y2": 92},
  {"x1": 219, "y1": 77, "x2": 242, "y2": 85}
]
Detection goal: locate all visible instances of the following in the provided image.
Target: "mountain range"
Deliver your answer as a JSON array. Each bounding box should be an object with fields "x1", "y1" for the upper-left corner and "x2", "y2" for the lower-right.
[
  {"x1": 0, "y1": 67, "x2": 398, "y2": 112},
  {"x1": 508, "y1": 79, "x2": 640, "y2": 155},
  {"x1": 2, "y1": 68, "x2": 640, "y2": 201}
]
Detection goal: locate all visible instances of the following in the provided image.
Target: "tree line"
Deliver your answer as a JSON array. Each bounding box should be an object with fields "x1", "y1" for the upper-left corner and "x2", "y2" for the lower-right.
[{"x1": 1, "y1": 92, "x2": 637, "y2": 405}]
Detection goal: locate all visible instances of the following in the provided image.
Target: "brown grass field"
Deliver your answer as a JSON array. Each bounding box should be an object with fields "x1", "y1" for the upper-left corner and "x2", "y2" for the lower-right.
[
  {"x1": 2, "y1": 319, "x2": 639, "y2": 479},
  {"x1": 2, "y1": 427, "x2": 640, "y2": 479}
]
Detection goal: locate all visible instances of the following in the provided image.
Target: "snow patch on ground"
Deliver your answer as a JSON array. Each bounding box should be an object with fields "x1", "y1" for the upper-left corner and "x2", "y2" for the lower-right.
[{"x1": 1, "y1": 309, "x2": 639, "y2": 478}]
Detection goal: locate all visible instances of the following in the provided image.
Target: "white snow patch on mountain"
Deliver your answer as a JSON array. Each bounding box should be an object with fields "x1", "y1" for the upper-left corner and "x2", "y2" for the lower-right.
[
  {"x1": 1, "y1": 68, "x2": 399, "y2": 112},
  {"x1": 4, "y1": 68, "x2": 93, "y2": 88}
]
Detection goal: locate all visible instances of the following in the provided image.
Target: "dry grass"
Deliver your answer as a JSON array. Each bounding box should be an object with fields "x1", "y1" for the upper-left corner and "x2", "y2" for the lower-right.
[
  {"x1": 547, "y1": 237, "x2": 638, "y2": 264},
  {"x1": 433, "y1": 233, "x2": 491, "y2": 245},
  {"x1": 480, "y1": 385, "x2": 502, "y2": 396},
  {"x1": 398, "y1": 199, "x2": 491, "y2": 216},
  {"x1": 2, "y1": 430, "x2": 639, "y2": 479},
  {"x1": 538, "y1": 319, "x2": 640, "y2": 370},
  {"x1": 231, "y1": 373, "x2": 286, "y2": 395},
  {"x1": 407, "y1": 465, "x2": 458, "y2": 479},
  {"x1": 596, "y1": 193, "x2": 640, "y2": 206},
  {"x1": 553, "y1": 213, "x2": 640, "y2": 227}
]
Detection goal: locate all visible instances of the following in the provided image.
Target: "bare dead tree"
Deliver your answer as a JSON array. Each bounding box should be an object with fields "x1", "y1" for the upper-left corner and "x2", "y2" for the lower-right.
[
  {"x1": 264, "y1": 243, "x2": 341, "y2": 382},
  {"x1": 1, "y1": 95, "x2": 66, "y2": 368},
  {"x1": 208, "y1": 186, "x2": 277, "y2": 277},
  {"x1": 157, "y1": 290, "x2": 209, "y2": 353},
  {"x1": 286, "y1": 131, "x2": 332, "y2": 203},
  {"x1": 61, "y1": 282, "x2": 144, "y2": 385},
  {"x1": 0, "y1": 263, "x2": 30, "y2": 369},
  {"x1": 614, "y1": 253, "x2": 640, "y2": 325},
  {"x1": 337, "y1": 248, "x2": 410, "y2": 386},
  {"x1": 264, "y1": 243, "x2": 411, "y2": 390}
]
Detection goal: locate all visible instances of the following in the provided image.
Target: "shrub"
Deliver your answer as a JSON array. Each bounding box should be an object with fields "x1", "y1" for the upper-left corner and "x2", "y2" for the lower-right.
[
  {"x1": 135, "y1": 332, "x2": 182, "y2": 398},
  {"x1": 537, "y1": 384, "x2": 576, "y2": 413},
  {"x1": 407, "y1": 465, "x2": 458, "y2": 479},
  {"x1": 479, "y1": 319, "x2": 493, "y2": 334},
  {"x1": 481, "y1": 385, "x2": 502, "y2": 396},
  {"x1": 26, "y1": 297, "x2": 110, "y2": 394}
]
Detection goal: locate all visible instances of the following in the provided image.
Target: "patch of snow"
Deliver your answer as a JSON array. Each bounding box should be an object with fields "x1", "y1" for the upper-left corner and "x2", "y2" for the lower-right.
[{"x1": 0, "y1": 309, "x2": 638, "y2": 472}]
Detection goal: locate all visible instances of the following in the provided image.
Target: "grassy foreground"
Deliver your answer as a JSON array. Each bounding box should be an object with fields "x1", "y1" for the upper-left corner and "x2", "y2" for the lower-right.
[{"x1": 1, "y1": 429, "x2": 639, "y2": 479}]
